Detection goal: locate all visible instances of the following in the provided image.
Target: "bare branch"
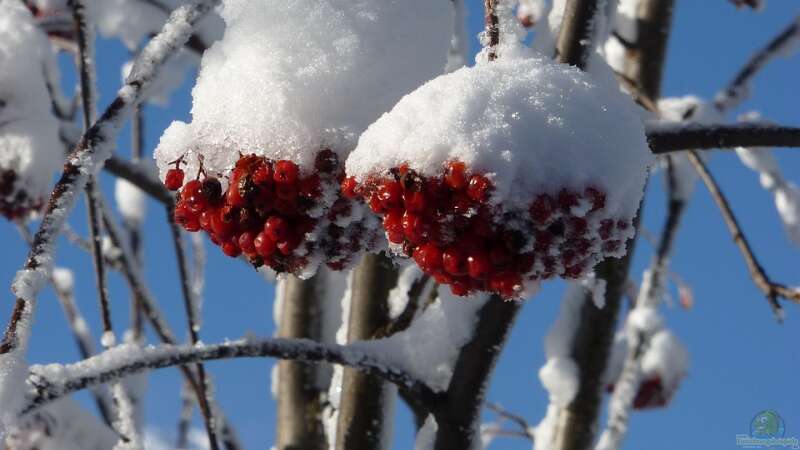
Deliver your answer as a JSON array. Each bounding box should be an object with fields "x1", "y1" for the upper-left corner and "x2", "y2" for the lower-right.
[
  {"x1": 432, "y1": 296, "x2": 522, "y2": 449},
  {"x1": 1, "y1": 0, "x2": 219, "y2": 356},
  {"x1": 556, "y1": 0, "x2": 602, "y2": 68},
  {"x1": 646, "y1": 123, "x2": 800, "y2": 154},
  {"x1": 22, "y1": 337, "x2": 439, "y2": 416},
  {"x1": 714, "y1": 16, "x2": 800, "y2": 112},
  {"x1": 686, "y1": 151, "x2": 799, "y2": 316},
  {"x1": 484, "y1": 0, "x2": 499, "y2": 61}
]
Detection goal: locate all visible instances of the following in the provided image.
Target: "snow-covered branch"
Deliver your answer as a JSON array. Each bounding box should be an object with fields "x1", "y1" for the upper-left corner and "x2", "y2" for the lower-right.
[
  {"x1": 646, "y1": 122, "x2": 800, "y2": 153},
  {"x1": 556, "y1": 0, "x2": 602, "y2": 68},
  {"x1": 22, "y1": 337, "x2": 439, "y2": 416},
  {"x1": 714, "y1": 15, "x2": 800, "y2": 112},
  {"x1": 2, "y1": 0, "x2": 219, "y2": 356}
]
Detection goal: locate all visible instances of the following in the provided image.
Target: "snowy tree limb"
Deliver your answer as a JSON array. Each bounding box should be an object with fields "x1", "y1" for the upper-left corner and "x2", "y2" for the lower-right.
[
  {"x1": 431, "y1": 296, "x2": 522, "y2": 450},
  {"x1": 21, "y1": 337, "x2": 439, "y2": 416},
  {"x1": 646, "y1": 123, "x2": 800, "y2": 153},
  {"x1": 167, "y1": 212, "x2": 221, "y2": 450},
  {"x1": 1, "y1": 0, "x2": 220, "y2": 356},
  {"x1": 686, "y1": 151, "x2": 800, "y2": 315},
  {"x1": 275, "y1": 275, "x2": 328, "y2": 450},
  {"x1": 714, "y1": 16, "x2": 800, "y2": 112},
  {"x1": 556, "y1": 0, "x2": 602, "y2": 68}
]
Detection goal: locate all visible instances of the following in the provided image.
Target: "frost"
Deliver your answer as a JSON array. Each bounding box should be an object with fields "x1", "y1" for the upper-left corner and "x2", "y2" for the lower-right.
[
  {"x1": 348, "y1": 54, "x2": 651, "y2": 220},
  {"x1": 101, "y1": 331, "x2": 117, "y2": 349},
  {"x1": 387, "y1": 264, "x2": 423, "y2": 319},
  {"x1": 414, "y1": 415, "x2": 438, "y2": 450},
  {"x1": 155, "y1": 0, "x2": 453, "y2": 180},
  {"x1": 4, "y1": 398, "x2": 117, "y2": 450},
  {"x1": 539, "y1": 357, "x2": 579, "y2": 407},
  {"x1": 641, "y1": 330, "x2": 689, "y2": 390},
  {"x1": 114, "y1": 177, "x2": 147, "y2": 227},
  {"x1": 0, "y1": 1, "x2": 62, "y2": 218},
  {"x1": 51, "y1": 267, "x2": 74, "y2": 292}
]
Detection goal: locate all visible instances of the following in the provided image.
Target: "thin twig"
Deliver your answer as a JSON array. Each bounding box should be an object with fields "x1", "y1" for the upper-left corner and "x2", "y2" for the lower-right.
[
  {"x1": 22, "y1": 337, "x2": 441, "y2": 415},
  {"x1": 373, "y1": 273, "x2": 432, "y2": 338},
  {"x1": 484, "y1": 0, "x2": 499, "y2": 60},
  {"x1": 687, "y1": 151, "x2": 799, "y2": 317},
  {"x1": 486, "y1": 402, "x2": 534, "y2": 438},
  {"x1": 167, "y1": 209, "x2": 220, "y2": 450},
  {"x1": 176, "y1": 381, "x2": 194, "y2": 450},
  {"x1": 714, "y1": 16, "x2": 800, "y2": 112}
]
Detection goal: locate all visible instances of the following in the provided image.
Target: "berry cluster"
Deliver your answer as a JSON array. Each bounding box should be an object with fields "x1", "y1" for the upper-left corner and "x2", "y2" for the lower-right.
[
  {"x1": 345, "y1": 161, "x2": 633, "y2": 298},
  {"x1": 0, "y1": 169, "x2": 42, "y2": 220},
  {"x1": 168, "y1": 150, "x2": 378, "y2": 275}
]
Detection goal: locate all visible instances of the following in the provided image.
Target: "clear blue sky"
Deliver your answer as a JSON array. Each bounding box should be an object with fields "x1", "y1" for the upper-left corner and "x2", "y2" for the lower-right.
[{"x1": 1, "y1": 2, "x2": 798, "y2": 449}]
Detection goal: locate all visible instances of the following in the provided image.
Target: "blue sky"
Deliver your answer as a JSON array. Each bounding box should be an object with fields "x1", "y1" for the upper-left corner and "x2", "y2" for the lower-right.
[{"x1": 1, "y1": 1, "x2": 798, "y2": 449}]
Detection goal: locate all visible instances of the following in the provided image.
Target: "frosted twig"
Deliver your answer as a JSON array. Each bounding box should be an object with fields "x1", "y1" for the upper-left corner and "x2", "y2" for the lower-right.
[
  {"x1": 687, "y1": 150, "x2": 799, "y2": 317},
  {"x1": 484, "y1": 0, "x2": 499, "y2": 60},
  {"x1": 167, "y1": 209, "x2": 221, "y2": 450},
  {"x1": 556, "y1": 0, "x2": 602, "y2": 68},
  {"x1": 714, "y1": 16, "x2": 800, "y2": 112},
  {"x1": 22, "y1": 337, "x2": 440, "y2": 415},
  {"x1": 105, "y1": 156, "x2": 174, "y2": 205},
  {"x1": 1, "y1": 0, "x2": 220, "y2": 356},
  {"x1": 646, "y1": 123, "x2": 800, "y2": 154},
  {"x1": 374, "y1": 273, "x2": 432, "y2": 338},
  {"x1": 176, "y1": 381, "x2": 194, "y2": 450},
  {"x1": 486, "y1": 402, "x2": 534, "y2": 439},
  {"x1": 136, "y1": 0, "x2": 212, "y2": 54}
]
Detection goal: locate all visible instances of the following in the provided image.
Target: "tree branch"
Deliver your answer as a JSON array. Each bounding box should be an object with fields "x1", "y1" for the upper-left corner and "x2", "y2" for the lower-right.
[
  {"x1": 432, "y1": 296, "x2": 522, "y2": 449},
  {"x1": 167, "y1": 211, "x2": 220, "y2": 450},
  {"x1": 556, "y1": 0, "x2": 602, "y2": 68},
  {"x1": 22, "y1": 337, "x2": 439, "y2": 416},
  {"x1": 1, "y1": 0, "x2": 219, "y2": 356},
  {"x1": 714, "y1": 15, "x2": 800, "y2": 112},
  {"x1": 686, "y1": 151, "x2": 799, "y2": 316},
  {"x1": 646, "y1": 123, "x2": 800, "y2": 153}
]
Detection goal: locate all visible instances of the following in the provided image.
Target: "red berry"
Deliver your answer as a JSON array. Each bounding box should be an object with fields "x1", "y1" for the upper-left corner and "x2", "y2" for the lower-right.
[
  {"x1": 314, "y1": 149, "x2": 339, "y2": 174},
  {"x1": 467, "y1": 251, "x2": 491, "y2": 279},
  {"x1": 444, "y1": 161, "x2": 467, "y2": 191},
  {"x1": 264, "y1": 216, "x2": 289, "y2": 242},
  {"x1": 181, "y1": 179, "x2": 202, "y2": 202},
  {"x1": 449, "y1": 279, "x2": 470, "y2": 296},
  {"x1": 377, "y1": 180, "x2": 403, "y2": 210},
  {"x1": 222, "y1": 240, "x2": 242, "y2": 257},
  {"x1": 341, "y1": 177, "x2": 359, "y2": 199},
  {"x1": 277, "y1": 234, "x2": 301, "y2": 256},
  {"x1": 442, "y1": 247, "x2": 468, "y2": 276},
  {"x1": 558, "y1": 189, "x2": 579, "y2": 211},
  {"x1": 253, "y1": 163, "x2": 273, "y2": 186},
  {"x1": 299, "y1": 174, "x2": 321, "y2": 199},
  {"x1": 584, "y1": 186, "x2": 606, "y2": 212},
  {"x1": 274, "y1": 160, "x2": 299, "y2": 185},
  {"x1": 530, "y1": 194, "x2": 555, "y2": 224},
  {"x1": 367, "y1": 193, "x2": 385, "y2": 214},
  {"x1": 254, "y1": 232, "x2": 277, "y2": 257},
  {"x1": 201, "y1": 177, "x2": 223, "y2": 205},
  {"x1": 165, "y1": 168, "x2": 184, "y2": 191},
  {"x1": 211, "y1": 208, "x2": 236, "y2": 239},
  {"x1": 413, "y1": 243, "x2": 442, "y2": 273},
  {"x1": 467, "y1": 174, "x2": 492, "y2": 202},
  {"x1": 238, "y1": 231, "x2": 257, "y2": 255},
  {"x1": 174, "y1": 205, "x2": 199, "y2": 232},
  {"x1": 403, "y1": 190, "x2": 426, "y2": 213},
  {"x1": 402, "y1": 212, "x2": 429, "y2": 243}
]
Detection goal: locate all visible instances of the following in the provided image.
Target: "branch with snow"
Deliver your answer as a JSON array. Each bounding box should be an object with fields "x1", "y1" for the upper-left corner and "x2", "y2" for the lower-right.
[
  {"x1": 714, "y1": 15, "x2": 800, "y2": 112},
  {"x1": 21, "y1": 337, "x2": 440, "y2": 416},
  {"x1": 556, "y1": 0, "x2": 602, "y2": 68},
  {"x1": 2, "y1": 0, "x2": 220, "y2": 358},
  {"x1": 687, "y1": 150, "x2": 800, "y2": 317}
]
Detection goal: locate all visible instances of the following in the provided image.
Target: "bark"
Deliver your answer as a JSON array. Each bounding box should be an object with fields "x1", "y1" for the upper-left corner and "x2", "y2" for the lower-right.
[
  {"x1": 276, "y1": 274, "x2": 328, "y2": 450},
  {"x1": 335, "y1": 253, "x2": 398, "y2": 450}
]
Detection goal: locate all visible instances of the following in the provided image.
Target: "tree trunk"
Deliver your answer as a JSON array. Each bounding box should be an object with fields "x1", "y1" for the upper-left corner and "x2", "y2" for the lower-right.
[{"x1": 335, "y1": 253, "x2": 398, "y2": 450}]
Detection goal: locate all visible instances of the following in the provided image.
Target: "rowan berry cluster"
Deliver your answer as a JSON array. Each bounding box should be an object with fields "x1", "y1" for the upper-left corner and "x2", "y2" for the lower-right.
[
  {"x1": 0, "y1": 169, "x2": 42, "y2": 220},
  {"x1": 168, "y1": 150, "x2": 377, "y2": 275},
  {"x1": 344, "y1": 161, "x2": 633, "y2": 298}
]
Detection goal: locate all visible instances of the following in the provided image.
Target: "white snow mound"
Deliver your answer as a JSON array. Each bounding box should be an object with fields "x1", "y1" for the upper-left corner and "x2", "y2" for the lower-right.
[{"x1": 348, "y1": 56, "x2": 653, "y2": 218}]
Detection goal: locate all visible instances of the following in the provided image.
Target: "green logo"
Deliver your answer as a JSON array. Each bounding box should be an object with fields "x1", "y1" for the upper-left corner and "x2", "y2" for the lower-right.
[{"x1": 737, "y1": 410, "x2": 798, "y2": 449}]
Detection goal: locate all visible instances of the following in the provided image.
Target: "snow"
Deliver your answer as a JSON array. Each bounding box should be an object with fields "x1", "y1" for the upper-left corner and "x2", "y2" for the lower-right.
[
  {"x1": 641, "y1": 329, "x2": 688, "y2": 390},
  {"x1": 115, "y1": 177, "x2": 147, "y2": 227},
  {"x1": 353, "y1": 287, "x2": 487, "y2": 392},
  {"x1": 101, "y1": 331, "x2": 117, "y2": 348},
  {"x1": 51, "y1": 267, "x2": 74, "y2": 292},
  {"x1": 4, "y1": 398, "x2": 117, "y2": 450},
  {"x1": 581, "y1": 272, "x2": 607, "y2": 309},
  {"x1": 0, "y1": 1, "x2": 62, "y2": 217},
  {"x1": 538, "y1": 357, "x2": 579, "y2": 407},
  {"x1": 414, "y1": 415, "x2": 438, "y2": 450},
  {"x1": 155, "y1": 0, "x2": 453, "y2": 181},
  {"x1": 517, "y1": 0, "x2": 546, "y2": 27},
  {"x1": 386, "y1": 263, "x2": 423, "y2": 319},
  {"x1": 735, "y1": 113, "x2": 800, "y2": 245},
  {"x1": 348, "y1": 53, "x2": 652, "y2": 220},
  {"x1": 144, "y1": 427, "x2": 210, "y2": 450},
  {"x1": 122, "y1": 50, "x2": 200, "y2": 106}
]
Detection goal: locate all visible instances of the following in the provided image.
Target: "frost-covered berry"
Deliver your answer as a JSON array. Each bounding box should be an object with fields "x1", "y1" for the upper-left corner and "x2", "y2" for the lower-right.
[
  {"x1": 0, "y1": 3, "x2": 62, "y2": 220},
  {"x1": 346, "y1": 56, "x2": 652, "y2": 298}
]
